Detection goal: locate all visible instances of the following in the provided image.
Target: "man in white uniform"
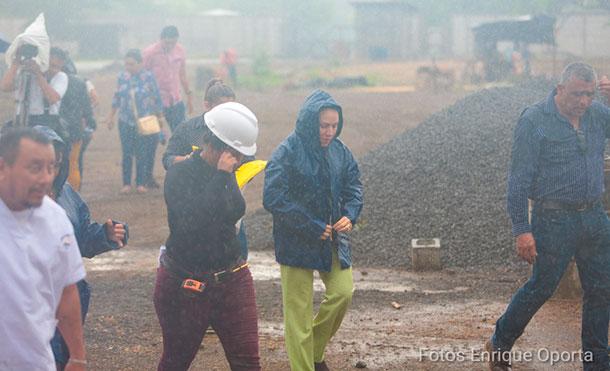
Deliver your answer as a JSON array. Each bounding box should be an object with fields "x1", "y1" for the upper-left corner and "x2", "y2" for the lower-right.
[{"x1": 0, "y1": 128, "x2": 87, "y2": 371}]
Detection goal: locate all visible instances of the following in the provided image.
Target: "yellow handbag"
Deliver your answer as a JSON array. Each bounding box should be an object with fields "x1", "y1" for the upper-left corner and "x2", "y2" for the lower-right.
[
  {"x1": 129, "y1": 86, "x2": 161, "y2": 135},
  {"x1": 136, "y1": 115, "x2": 161, "y2": 136}
]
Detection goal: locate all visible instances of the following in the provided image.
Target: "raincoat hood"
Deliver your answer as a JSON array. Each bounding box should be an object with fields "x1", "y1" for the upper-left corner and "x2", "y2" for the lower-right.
[
  {"x1": 32, "y1": 125, "x2": 68, "y2": 196},
  {"x1": 295, "y1": 89, "x2": 343, "y2": 149}
]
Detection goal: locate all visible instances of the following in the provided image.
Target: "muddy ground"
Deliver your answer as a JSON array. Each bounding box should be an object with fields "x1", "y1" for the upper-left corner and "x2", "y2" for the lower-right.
[{"x1": 1, "y1": 73, "x2": 584, "y2": 370}]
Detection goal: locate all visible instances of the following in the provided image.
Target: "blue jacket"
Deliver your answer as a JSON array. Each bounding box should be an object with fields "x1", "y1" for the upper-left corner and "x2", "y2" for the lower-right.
[
  {"x1": 52, "y1": 183, "x2": 129, "y2": 365},
  {"x1": 263, "y1": 90, "x2": 363, "y2": 272},
  {"x1": 57, "y1": 183, "x2": 128, "y2": 258}
]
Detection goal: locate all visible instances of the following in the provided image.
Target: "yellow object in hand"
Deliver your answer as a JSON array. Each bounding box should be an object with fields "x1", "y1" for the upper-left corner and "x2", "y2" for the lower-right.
[{"x1": 235, "y1": 160, "x2": 267, "y2": 189}]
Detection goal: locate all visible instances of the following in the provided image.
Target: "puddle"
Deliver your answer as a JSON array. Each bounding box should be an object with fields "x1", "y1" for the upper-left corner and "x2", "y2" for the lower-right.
[
  {"x1": 85, "y1": 249, "x2": 474, "y2": 295},
  {"x1": 84, "y1": 248, "x2": 581, "y2": 370}
]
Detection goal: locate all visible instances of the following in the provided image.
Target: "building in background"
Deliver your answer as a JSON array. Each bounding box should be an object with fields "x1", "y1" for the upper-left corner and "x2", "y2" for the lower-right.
[
  {"x1": 350, "y1": 0, "x2": 421, "y2": 60},
  {"x1": 2, "y1": 5, "x2": 610, "y2": 62},
  {"x1": 79, "y1": 10, "x2": 282, "y2": 59},
  {"x1": 450, "y1": 10, "x2": 610, "y2": 60}
]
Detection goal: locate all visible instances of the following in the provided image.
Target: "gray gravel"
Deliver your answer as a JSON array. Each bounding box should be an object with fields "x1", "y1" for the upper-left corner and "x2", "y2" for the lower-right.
[{"x1": 247, "y1": 79, "x2": 555, "y2": 270}]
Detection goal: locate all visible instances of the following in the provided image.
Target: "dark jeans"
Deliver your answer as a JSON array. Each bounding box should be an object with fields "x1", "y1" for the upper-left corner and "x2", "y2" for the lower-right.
[
  {"x1": 118, "y1": 121, "x2": 158, "y2": 186},
  {"x1": 154, "y1": 266, "x2": 260, "y2": 371},
  {"x1": 164, "y1": 101, "x2": 186, "y2": 133},
  {"x1": 51, "y1": 279, "x2": 91, "y2": 367},
  {"x1": 493, "y1": 202, "x2": 610, "y2": 371}
]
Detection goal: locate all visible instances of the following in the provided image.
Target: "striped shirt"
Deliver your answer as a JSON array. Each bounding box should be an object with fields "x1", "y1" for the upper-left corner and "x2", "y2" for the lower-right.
[{"x1": 507, "y1": 89, "x2": 610, "y2": 236}]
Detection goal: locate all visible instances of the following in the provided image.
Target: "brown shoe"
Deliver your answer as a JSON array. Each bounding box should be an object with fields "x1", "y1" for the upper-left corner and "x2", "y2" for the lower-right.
[
  {"x1": 314, "y1": 361, "x2": 330, "y2": 371},
  {"x1": 485, "y1": 339, "x2": 511, "y2": 371}
]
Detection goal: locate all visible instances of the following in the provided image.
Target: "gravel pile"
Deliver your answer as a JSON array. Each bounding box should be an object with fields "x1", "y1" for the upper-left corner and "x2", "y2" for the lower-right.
[{"x1": 247, "y1": 79, "x2": 555, "y2": 270}]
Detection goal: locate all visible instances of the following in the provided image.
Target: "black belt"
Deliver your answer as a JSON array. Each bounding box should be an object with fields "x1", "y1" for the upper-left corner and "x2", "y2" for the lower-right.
[
  {"x1": 160, "y1": 252, "x2": 247, "y2": 283},
  {"x1": 533, "y1": 199, "x2": 600, "y2": 212}
]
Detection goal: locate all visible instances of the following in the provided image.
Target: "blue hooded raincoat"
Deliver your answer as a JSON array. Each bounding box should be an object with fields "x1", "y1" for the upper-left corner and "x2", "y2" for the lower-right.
[{"x1": 263, "y1": 90, "x2": 363, "y2": 272}]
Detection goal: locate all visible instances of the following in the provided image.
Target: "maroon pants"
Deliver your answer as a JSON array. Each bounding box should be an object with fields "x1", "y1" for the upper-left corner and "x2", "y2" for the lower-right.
[{"x1": 154, "y1": 266, "x2": 261, "y2": 371}]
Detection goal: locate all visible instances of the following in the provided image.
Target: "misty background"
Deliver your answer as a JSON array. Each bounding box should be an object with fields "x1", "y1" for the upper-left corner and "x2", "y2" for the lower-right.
[{"x1": 2, "y1": 0, "x2": 610, "y2": 61}]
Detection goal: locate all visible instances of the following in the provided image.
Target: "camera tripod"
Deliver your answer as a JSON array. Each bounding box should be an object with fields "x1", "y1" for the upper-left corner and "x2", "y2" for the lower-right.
[{"x1": 15, "y1": 70, "x2": 32, "y2": 127}]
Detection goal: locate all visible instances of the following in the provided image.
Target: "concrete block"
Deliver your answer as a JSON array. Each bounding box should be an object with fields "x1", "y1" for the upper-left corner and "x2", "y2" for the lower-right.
[{"x1": 411, "y1": 238, "x2": 441, "y2": 271}]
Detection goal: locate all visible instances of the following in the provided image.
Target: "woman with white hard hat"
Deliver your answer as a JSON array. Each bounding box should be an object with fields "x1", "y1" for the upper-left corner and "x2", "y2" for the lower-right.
[{"x1": 154, "y1": 101, "x2": 261, "y2": 370}]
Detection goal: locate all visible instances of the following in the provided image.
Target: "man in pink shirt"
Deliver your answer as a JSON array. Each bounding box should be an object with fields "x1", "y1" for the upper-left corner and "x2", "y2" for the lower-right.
[{"x1": 143, "y1": 26, "x2": 193, "y2": 133}]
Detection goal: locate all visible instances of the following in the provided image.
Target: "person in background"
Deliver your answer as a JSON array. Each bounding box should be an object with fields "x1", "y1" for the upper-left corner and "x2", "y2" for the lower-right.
[
  {"x1": 61, "y1": 55, "x2": 100, "y2": 183},
  {"x1": 1, "y1": 47, "x2": 71, "y2": 191},
  {"x1": 59, "y1": 51, "x2": 96, "y2": 191},
  {"x1": 32, "y1": 125, "x2": 128, "y2": 370},
  {"x1": 162, "y1": 78, "x2": 235, "y2": 169},
  {"x1": 143, "y1": 25, "x2": 193, "y2": 188},
  {"x1": 143, "y1": 25, "x2": 193, "y2": 135},
  {"x1": 220, "y1": 48, "x2": 238, "y2": 87},
  {"x1": 0, "y1": 127, "x2": 87, "y2": 371},
  {"x1": 106, "y1": 48, "x2": 165, "y2": 194},
  {"x1": 1, "y1": 45, "x2": 68, "y2": 132},
  {"x1": 263, "y1": 90, "x2": 363, "y2": 371},
  {"x1": 155, "y1": 102, "x2": 261, "y2": 370}
]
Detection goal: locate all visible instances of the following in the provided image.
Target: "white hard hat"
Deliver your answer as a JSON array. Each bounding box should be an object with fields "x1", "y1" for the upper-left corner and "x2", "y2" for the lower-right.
[{"x1": 204, "y1": 102, "x2": 258, "y2": 156}]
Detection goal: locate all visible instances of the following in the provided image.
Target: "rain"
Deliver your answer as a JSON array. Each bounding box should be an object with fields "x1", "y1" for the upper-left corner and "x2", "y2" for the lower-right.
[{"x1": 1, "y1": 1, "x2": 610, "y2": 370}]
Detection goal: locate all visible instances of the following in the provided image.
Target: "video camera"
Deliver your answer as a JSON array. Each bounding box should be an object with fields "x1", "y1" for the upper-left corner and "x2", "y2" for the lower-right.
[{"x1": 16, "y1": 44, "x2": 39, "y2": 63}]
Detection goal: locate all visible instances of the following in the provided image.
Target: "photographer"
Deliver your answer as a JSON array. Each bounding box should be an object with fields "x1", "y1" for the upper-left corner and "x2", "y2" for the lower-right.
[{"x1": 1, "y1": 46, "x2": 68, "y2": 132}]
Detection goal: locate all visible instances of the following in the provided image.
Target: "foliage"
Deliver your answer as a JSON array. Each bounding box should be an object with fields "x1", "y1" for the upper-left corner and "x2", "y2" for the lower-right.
[
  {"x1": 251, "y1": 50, "x2": 271, "y2": 76},
  {"x1": 238, "y1": 49, "x2": 284, "y2": 90}
]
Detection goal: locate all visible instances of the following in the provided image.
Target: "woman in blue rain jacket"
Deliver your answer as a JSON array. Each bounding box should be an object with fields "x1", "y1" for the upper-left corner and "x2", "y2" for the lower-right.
[
  {"x1": 263, "y1": 89, "x2": 363, "y2": 370},
  {"x1": 263, "y1": 89, "x2": 363, "y2": 272}
]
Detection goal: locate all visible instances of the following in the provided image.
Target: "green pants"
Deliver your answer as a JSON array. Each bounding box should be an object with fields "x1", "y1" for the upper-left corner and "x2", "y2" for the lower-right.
[{"x1": 280, "y1": 250, "x2": 353, "y2": 371}]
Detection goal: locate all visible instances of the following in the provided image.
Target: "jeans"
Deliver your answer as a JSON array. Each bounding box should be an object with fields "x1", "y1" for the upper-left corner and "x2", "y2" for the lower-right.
[
  {"x1": 51, "y1": 279, "x2": 91, "y2": 367},
  {"x1": 118, "y1": 121, "x2": 158, "y2": 186},
  {"x1": 154, "y1": 266, "x2": 260, "y2": 371},
  {"x1": 493, "y1": 202, "x2": 610, "y2": 371},
  {"x1": 164, "y1": 101, "x2": 186, "y2": 133}
]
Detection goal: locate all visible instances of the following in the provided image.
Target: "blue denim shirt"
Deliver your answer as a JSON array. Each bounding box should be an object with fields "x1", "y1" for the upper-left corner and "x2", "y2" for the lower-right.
[{"x1": 507, "y1": 89, "x2": 610, "y2": 236}]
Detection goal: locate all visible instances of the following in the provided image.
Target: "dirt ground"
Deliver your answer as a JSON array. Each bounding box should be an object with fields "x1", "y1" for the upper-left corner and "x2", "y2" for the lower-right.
[{"x1": 1, "y1": 69, "x2": 584, "y2": 370}]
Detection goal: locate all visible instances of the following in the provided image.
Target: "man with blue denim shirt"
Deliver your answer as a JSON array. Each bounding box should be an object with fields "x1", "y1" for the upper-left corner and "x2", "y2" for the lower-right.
[{"x1": 487, "y1": 62, "x2": 610, "y2": 371}]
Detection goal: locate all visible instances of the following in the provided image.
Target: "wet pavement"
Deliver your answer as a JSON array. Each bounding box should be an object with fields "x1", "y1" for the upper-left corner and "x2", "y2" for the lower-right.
[{"x1": 85, "y1": 247, "x2": 583, "y2": 370}]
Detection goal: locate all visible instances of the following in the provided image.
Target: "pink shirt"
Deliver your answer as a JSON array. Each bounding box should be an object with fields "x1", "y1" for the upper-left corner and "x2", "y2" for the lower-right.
[{"x1": 143, "y1": 41, "x2": 186, "y2": 108}]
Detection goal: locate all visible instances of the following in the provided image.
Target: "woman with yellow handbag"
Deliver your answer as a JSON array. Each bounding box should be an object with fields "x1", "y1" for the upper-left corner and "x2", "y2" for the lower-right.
[{"x1": 106, "y1": 49, "x2": 166, "y2": 194}]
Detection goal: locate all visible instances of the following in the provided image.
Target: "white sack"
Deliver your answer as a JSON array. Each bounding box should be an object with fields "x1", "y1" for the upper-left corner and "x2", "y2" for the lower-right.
[{"x1": 5, "y1": 13, "x2": 50, "y2": 72}]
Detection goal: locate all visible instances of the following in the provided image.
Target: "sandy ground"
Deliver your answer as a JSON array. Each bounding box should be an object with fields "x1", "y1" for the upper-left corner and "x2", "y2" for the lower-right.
[{"x1": 0, "y1": 69, "x2": 585, "y2": 370}]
